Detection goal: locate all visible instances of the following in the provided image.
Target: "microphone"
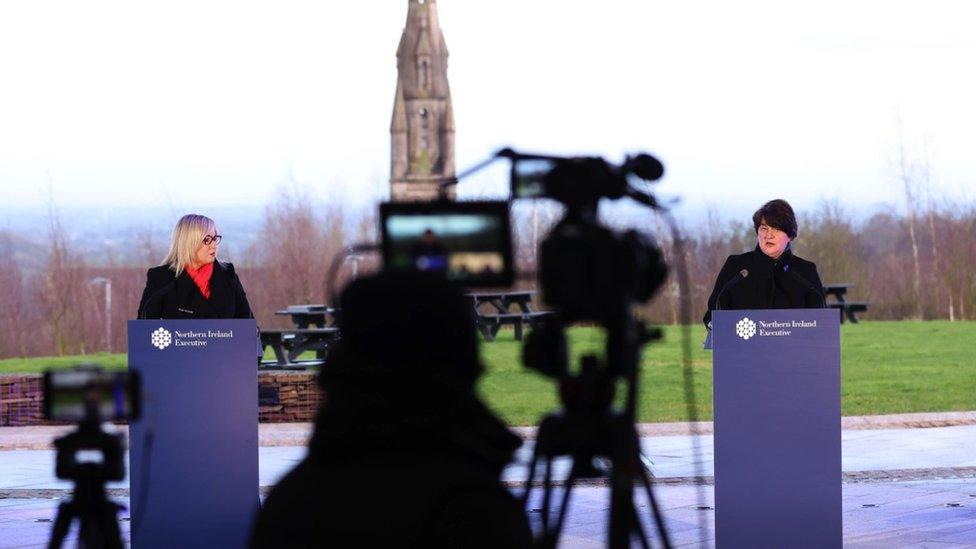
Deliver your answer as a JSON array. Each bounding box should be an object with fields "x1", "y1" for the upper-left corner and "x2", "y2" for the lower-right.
[
  {"x1": 788, "y1": 270, "x2": 827, "y2": 308},
  {"x1": 715, "y1": 269, "x2": 749, "y2": 311},
  {"x1": 626, "y1": 153, "x2": 665, "y2": 182}
]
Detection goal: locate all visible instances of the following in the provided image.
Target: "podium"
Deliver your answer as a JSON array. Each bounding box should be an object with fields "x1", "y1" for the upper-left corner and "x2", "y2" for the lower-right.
[
  {"x1": 128, "y1": 319, "x2": 259, "y2": 549},
  {"x1": 711, "y1": 309, "x2": 841, "y2": 549}
]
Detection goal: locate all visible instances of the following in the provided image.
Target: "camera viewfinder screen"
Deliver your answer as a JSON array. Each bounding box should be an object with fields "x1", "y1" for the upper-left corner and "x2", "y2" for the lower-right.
[
  {"x1": 380, "y1": 201, "x2": 513, "y2": 287},
  {"x1": 511, "y1": 157, "x2": 557, "y2": 199},
  {"x1": 44, "y1": 370, "x2": 140, "y2": 422}
]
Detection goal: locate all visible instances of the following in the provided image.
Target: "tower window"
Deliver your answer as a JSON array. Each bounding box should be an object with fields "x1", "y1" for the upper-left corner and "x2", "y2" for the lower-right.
[{"x1": 419, "y1": 59, "x2": 430, "y2": 90}]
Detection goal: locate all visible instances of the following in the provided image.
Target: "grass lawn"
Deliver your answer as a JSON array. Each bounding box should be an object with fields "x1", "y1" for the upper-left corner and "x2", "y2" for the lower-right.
[
  {"x1": 2, "y1": 321, "x2": 973, "y2": 426},
  {"x1": 0, "y1": 352, "x2": 127, "y2": 374},
  {"x1": 477, "y1": 321, "x2": 976, "y2": 425}
]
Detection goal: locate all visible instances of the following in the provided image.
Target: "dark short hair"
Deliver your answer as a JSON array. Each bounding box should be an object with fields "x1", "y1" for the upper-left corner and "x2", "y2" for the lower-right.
[
  {"x1": 752, "y1": 199, "x2": 797, "y2": 239},
  {"x1": 334, "y1": 270, "x2": 481, "y2": 385}
]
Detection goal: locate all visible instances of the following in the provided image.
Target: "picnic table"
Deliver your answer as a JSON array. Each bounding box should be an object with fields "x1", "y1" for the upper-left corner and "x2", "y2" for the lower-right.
[
  {"x1": 259, "y1": 327, "x2": 341, "y2": 369},
  {"x1": 823, "y1": 283, "x2": 868, "y2": 324},
  {"x1": 274, "y1": 304, "x2": 338, "y2": 329},
  {"x1": 260, "y1": 304, "x2": 341, "y2": 369},
  {"x1": 465, "y1": 290, "x2": 550, "y2": 342}
]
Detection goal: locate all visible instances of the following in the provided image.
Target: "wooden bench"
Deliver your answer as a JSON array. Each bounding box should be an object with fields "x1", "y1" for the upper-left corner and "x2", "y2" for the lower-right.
[{"x1": 260, "y1": 328, "x2": 340, "y2": 369}]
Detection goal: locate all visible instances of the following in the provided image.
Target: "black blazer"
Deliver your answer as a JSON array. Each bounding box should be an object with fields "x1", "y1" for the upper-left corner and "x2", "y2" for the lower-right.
[
  {"x1": 702, "y1": 245, "x2": 824, "y2": 328},
  {"x1": 137, "y1": 261, "x2": 254, "y2": 320}
]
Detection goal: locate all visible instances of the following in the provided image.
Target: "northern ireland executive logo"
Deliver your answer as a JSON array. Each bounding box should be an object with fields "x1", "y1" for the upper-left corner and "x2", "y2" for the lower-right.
[
  {"x1": 735, "y1": 317, "x2": 757, "y2": 340},
  {"x1": 151, "y1": 327, "x2": 172, "y2": 350}
]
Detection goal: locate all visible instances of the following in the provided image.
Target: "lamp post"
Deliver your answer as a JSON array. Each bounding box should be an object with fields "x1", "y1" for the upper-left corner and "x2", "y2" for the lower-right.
[{"x1": 90, "y1": 277, "x2": 112, "y2": 353}]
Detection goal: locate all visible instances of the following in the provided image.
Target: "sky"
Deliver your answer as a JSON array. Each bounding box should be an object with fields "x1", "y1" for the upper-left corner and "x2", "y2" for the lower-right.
[{"x1": 1, "y1": 0, "x2": 974, "y2": 229}]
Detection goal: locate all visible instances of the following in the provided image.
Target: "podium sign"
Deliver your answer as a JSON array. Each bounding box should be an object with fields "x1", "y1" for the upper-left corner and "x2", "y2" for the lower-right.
[
  {"x1": 712, "y1": 309, "x2": 841, "y2": 549},
  {"x1": 128, "y1": 320, "x2": 259, "y2": 549}
]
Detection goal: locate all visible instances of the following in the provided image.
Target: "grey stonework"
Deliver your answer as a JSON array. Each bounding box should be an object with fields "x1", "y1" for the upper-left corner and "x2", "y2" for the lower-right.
[{"x1": 390, "y1": 0, "x2": 455, "y2": 202}]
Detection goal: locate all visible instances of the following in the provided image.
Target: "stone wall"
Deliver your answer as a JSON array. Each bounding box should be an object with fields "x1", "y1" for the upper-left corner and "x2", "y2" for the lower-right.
[
  {"x1": 0, "y1": 372, "x2": 324, "y2": 427},
  {"x1": 257, "y1": 372, "x2": 323, "y2": 423},
  {"x1": 0, "y1": 375, "x2": 44, "y2": 426}
]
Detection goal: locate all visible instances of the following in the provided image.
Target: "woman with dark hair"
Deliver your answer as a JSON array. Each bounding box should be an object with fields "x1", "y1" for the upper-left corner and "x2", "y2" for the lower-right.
[{"x1": 703, "y1": 199, "x2": 825, "y2": 329}]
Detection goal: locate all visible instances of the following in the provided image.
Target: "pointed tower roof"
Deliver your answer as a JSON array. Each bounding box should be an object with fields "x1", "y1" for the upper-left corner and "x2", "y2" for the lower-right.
[
  {"x1": 395, "y1": 0, "x2": 450, "y2": 99},
  {"x1": 390, "y1": 0, "x2": 456, "y2": 201}
]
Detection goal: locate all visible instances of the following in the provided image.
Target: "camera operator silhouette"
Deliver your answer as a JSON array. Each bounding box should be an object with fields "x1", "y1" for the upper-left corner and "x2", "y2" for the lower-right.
[{"x1": 250, "y1": 270, "x2": 532, "y2": 548}]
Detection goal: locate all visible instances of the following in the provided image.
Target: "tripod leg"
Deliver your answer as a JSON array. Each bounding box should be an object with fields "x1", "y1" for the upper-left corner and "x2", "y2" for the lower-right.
[
  {"x1": 47, "y1": 502, "x2": 74, "y2": 549},
  {"x1": 540, "y1": 457, "x2": 554, "y2": 533},
  {"x1": 609, "y1": 462, "x2": 636, "y2": 549},
  {"x1": 100, "y1": 500, "x2": 124, "y2": 549},
  {"x1": 629, "y1": 503, "x2": 651, "y2": 549},
  {"x1": 543, "y1": 468, "x2": 577, "y2": 549},
  {"x1": 638, "y1": 463, "x2": 673, "y2": 549},
  {"x1": 549, "y1": 468, "x2": 577, "y2": 547},
  {"x1": 520, "y1": 445, "x2": 541, "y2": 508}
]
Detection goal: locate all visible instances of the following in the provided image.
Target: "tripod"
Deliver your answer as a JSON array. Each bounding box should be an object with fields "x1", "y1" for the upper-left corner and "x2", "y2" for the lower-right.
[
  {"x1": 49, "y1": 419, "x2": 126, "y2": 549},
  {"x1": 521, "y1": 322, "x2": 672, "y2": 549}
]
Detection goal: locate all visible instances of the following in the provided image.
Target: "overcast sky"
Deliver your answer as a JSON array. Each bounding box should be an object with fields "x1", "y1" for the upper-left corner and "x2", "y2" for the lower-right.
[{"x1": 1, "y1": 0, "x2": 974, "y2": 226}]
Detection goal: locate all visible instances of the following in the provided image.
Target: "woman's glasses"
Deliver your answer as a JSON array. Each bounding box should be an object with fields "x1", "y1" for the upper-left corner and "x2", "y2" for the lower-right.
[{"x1": 202, "y1": 234, "x2": 223, "y2": 246}]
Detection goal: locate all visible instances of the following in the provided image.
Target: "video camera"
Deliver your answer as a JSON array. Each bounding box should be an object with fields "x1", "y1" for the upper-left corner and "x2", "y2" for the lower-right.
[
  {"x1": 379, "y1": 148, "x2": 668, "y2": 324},
  {"x1": 43, "y1": 366, "x2": 141, "y2": 549},
  {"x1": 44, "y1": 367, "x2": 141, "y2": 424}
]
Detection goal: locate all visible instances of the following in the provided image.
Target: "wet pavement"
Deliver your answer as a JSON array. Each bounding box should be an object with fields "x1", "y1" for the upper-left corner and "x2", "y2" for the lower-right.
[{"x1": 1, "y1": 418, "x2": 974, "y2": 548}]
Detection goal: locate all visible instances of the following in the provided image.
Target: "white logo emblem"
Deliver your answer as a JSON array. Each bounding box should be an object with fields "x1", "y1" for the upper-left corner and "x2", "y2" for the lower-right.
[
  {"x1": 735, "y1": 317, "x2": 757, "y2": 340},
  {"x1": 151, "y1": 327, "x2": 172, "y2": 350}
]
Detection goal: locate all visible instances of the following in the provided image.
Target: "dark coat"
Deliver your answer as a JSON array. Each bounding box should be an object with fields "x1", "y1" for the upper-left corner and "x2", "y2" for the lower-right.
[
  {"x1": 702, "y1": 245, "x2": 824, "y2": 328},
  {"x1": 251, "y1": 272, "x2": 533, "y2": 548},
  {"x1": 250, "y1": 365, "x2": 533, "y2": 549},
  {"x1": 136, "y1": 261, "x2": 253, "y2": 320}
]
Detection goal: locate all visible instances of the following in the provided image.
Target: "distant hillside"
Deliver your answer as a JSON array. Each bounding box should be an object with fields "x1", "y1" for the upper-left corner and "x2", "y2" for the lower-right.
[
  {"x1": 0, "y1": 201, "x2": 376, "y2": 266},
  {"x1": 0, "y1": 231, "x2": 46, "y2": 271}
]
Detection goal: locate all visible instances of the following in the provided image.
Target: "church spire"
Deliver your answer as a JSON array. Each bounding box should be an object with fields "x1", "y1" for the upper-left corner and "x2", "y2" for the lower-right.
[{"x1": 390, "y1": 0, "x2": 455, "y2": 201}]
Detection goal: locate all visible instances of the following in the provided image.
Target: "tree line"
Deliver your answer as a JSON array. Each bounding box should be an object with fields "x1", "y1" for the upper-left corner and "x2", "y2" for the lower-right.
[{"x1": 0, "y1": 193, "x2": 973, "y2": 358}]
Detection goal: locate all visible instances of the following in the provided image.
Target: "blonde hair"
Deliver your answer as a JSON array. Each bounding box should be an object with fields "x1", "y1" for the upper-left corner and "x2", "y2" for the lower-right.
[{"x1": 162, "y1": 214, "x2": 217, "y2": 276}]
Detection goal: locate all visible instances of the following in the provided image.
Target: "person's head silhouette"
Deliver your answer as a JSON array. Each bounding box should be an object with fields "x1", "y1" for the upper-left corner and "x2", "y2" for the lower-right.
[
  {"x1": 332, "y1": 270, "x2": 480, "y2": 386},
  {"x1": 251, "y1": 271, "x2": 533, "y2": 549}
]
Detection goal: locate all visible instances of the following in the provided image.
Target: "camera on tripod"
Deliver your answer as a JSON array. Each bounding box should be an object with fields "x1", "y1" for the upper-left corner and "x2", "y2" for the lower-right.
[
  {"x1": 43, "y1": 366, "x2": 141, "y2": 549},
  {"x1": 378, "y1": 147, "x2": 675, "y2": 548},
  {"x1": 379, "y1": 148, "x2": 668, "y2": 311}
]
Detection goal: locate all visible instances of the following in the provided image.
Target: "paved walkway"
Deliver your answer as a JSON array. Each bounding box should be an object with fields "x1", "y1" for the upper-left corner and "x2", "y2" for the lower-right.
[
  {"x1": 3, "y1": 424, "x2": 973, "y2": 493},
  {"x1": 3, "y1": 480, "x2": 973, "y2": 548},
  {"x1": 1, "y1": 414, "x2": 974, "y2": 547}
]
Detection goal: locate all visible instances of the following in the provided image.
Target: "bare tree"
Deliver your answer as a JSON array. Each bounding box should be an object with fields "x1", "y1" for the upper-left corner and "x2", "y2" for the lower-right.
[
  {"x1": 892, "y1": 117, "x2": 925, "y2": 319},
  {"x1": 0, "y1": 234, "x2": 28, "y2": 356},
  {"x1": 796, "y1": 200, "x2": 867, "y2": 298},
  {"x1": 242, "y1": 183, "x2": 351, "y2": 328},
  {"x1": 511, "y1": 201, "x2": 560, "y2": 283},
  {"x1": 39, "y1": 201, "x2": 93, "y2": 356}
]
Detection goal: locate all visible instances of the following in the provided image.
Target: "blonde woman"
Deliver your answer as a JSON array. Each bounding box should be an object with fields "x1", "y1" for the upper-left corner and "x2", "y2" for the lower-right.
[{"x1": 137, "y1": 214, "x2": 253, "y2": 319}]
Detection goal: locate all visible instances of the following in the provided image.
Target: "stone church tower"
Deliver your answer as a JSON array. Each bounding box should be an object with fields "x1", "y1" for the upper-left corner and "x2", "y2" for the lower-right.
[{"x1": 390, "y1": 0, "x2": 455, "y2": 201}]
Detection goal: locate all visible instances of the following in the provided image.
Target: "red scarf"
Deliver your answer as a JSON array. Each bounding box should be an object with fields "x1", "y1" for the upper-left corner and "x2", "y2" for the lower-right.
[{"x1": 185, "y1": 262, "x2": 214, "y2": 299}]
